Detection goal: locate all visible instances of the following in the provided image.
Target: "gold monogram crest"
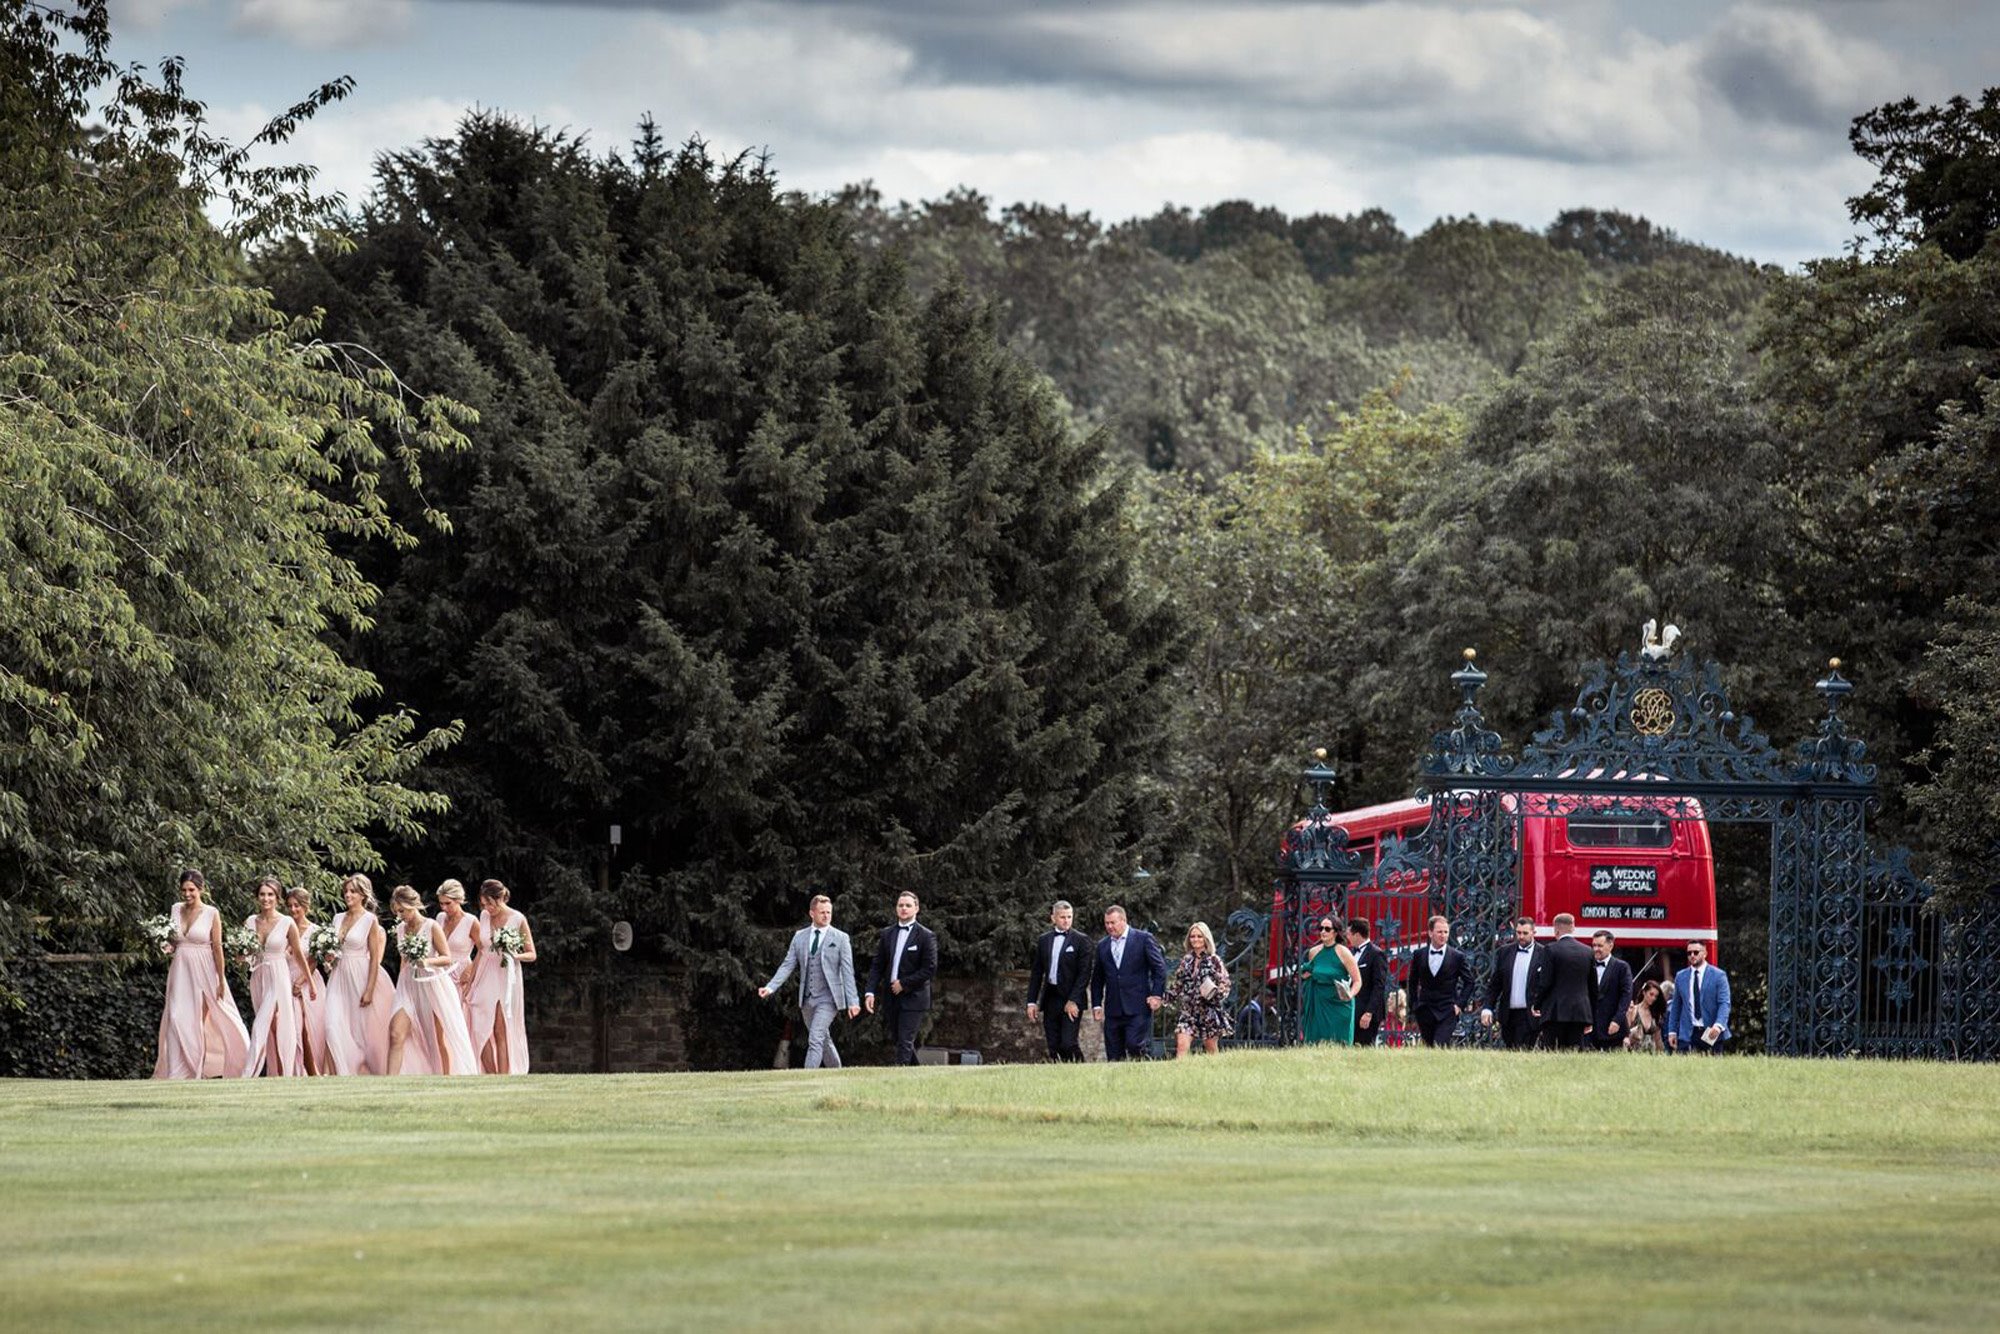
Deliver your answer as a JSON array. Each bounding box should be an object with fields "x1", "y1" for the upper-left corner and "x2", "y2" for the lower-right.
[{"x1": 1629, "y1": 687, "x2": 1674, "y2": 736}]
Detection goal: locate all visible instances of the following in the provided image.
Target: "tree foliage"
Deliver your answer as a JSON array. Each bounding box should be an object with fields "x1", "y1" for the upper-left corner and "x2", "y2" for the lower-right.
[
  {"x1": 1756, "y1": 90, "x2": 2000, "y2": 893},
  {"x1": 1135, "y1": 389, "x2": 1464, "y2": 919},
  {"x1": 1849, "y1": 88, "x2": 2000, "y2": 260},
  {"x1": 261, "y1": 117, "x2": 1181, "y2": 1012},
  {"x1": 1375, "y1": 270, "x2": 1801, "y2": 751},
  {"x1": 0, "y1": 0, "x2": 468, "y2": 953}
]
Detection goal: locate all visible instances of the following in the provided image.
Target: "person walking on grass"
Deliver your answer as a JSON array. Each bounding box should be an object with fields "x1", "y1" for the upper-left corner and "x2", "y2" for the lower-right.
[
  {"x1": 1299, "y1": 916, "x2": 1362, "y2": 1046},
  {"x1": 1479, "y1": 915, "x2": 1549, "y2": 1050},
  {"x1": 865, "y1": 890, "x2": 937, "y2": 1066},
  {"x1": 1589, "y1": 931, "x2": 1635, "y2": 1051},
  {"x1": 1166, "y1": 921, "x2": 1233, "y2": 1056},
  {"x1": 1026, "y1": 900, "x2": 1092, "y2": 1062},
  {"x1": 1407, "y1": 916, "x2": 1473, "y2": 1047},
  {"x1": 761, "y1": 894, "x2": 861, "y2": 1069},
  {"x1": 1533, "y1": 912, "x2": 1598, "y2": 1051},
  {"x1": 1344, "y1": 920, "x2": 1387, "y2": 1045},
  {"x1": 1090, "y1": 905, "x2": 1166, "y2": 1061},
  {"x1": 1667, "y1": 940, "x2": 1731, "y2": 1054}
]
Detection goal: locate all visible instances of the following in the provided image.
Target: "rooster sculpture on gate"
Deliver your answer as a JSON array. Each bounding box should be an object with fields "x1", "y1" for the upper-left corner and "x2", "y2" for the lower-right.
[{"x1": 1640, "y1": 619, "x2": 1681, "y2": 661}]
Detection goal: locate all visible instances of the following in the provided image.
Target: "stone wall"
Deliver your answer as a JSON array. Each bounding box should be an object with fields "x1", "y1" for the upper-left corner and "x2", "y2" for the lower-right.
[
  {"x1": 525, "y1": 964, "x2": 688, "y2": 1073},
  {"x1": 920, "y1": 970, "x2": 1106, "y2": 1063},
  {"x1": 524, "y1": 966, "x2": 1104, "y2": 1071}
]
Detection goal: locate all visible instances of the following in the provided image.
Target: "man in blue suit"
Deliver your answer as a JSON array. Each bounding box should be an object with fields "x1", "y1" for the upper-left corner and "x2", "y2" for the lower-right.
[
  {"x1": 1090, "y1": 904, "x2": 1166, "y2": 1061},
  {"x1": 1666, "y1": 939, "x2": 1731, "y2": 1054}
]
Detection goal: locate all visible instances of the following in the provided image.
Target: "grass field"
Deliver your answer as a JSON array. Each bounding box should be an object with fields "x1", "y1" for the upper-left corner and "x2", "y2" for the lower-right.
[{"x1": 3, "y1": 1050, "x2": 1998, "y2": 1331}]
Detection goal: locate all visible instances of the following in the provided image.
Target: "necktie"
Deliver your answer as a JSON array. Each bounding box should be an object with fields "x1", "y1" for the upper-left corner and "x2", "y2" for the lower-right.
[
  {"x1": 810, "y1": 928, "x2": 822, "y2": 957},
  {"x1": 890, "y1": 925, "x2": 910, "y2": 983},
  {"x1": 1692, "y1": 968, "x2": 1702, "y2": 1023},
  {"x1": 1048, "y1": 934, "x2": 1062, "y2": 986},
  {"x1": 1113, "y1": 936, "x2": 1125, "y2": 968}
]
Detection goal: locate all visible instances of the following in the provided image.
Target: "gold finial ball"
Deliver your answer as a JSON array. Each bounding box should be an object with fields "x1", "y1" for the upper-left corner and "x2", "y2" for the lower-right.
[
  {"x1": 1829, "y1": 657, "x2": 1842, "y2": 671},
  {"x1": 1312, "y1": 747, "x2": 1328, "y2": 762},
  {"x1": 1463, "y1": 647, "x2": 1477, "y2": 662}
]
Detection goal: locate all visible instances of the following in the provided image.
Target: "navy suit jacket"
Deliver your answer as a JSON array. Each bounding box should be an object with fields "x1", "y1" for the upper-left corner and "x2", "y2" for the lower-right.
[
  {"x1": 1407, "y1": 945, "x2": 1473, "y2": 1014},
  {"x1": 1090, "y1": 929, "x2": 1167, "y2": 1017},
  {"x1": 1026, "y1": 928, "x2": 1093, "y2": 1008},
  {"x1": 1590, "y1": 956, "x2": 1635, "y2": 1038},
  {"x1": 865, "y1": 920, "x2": 938, "y2": 1011},
  {"x1": 1534, "y1": 935, "x2": 1599, "y2": 1024},
  {"x1": 1485, "y1": 942, "x2": 1550, "y2": 1013}
]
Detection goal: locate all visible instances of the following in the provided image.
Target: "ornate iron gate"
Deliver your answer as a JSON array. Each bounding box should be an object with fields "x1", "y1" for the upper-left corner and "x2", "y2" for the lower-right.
[{"x1": 1282, "y1": 630, "x2": 2000, "y2": 1058}]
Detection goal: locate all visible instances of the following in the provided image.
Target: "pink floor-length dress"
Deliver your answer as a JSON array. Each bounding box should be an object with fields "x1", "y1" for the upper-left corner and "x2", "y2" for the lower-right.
[
  {"x1": 242, "y1": 916, "x2": 303, "y2": 1077},
  {"x1": 289, "y1": 915, "x2": 329, "y2": 1075},
  {"x1": 391, "y1": 918, "x2": 479, "y2": 1076},
  {"x1": 321, "y1": 911, "x2": 393, "y2": 1076},
  {"x1": 437, "y1": 911, "x2": 477, "y2": 1035},
  {"x1": 151, "y1": 903, "x2": 251, "y2": 1080},
  {"x1": 468, "y1": 907, "x2": 530, "y2": 1074}
]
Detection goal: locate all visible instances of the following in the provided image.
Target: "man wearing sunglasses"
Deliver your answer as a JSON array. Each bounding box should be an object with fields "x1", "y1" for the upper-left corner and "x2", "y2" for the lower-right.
[{"x1": 1666, "y1": 940, "x2": 1731, "y2": 1054}]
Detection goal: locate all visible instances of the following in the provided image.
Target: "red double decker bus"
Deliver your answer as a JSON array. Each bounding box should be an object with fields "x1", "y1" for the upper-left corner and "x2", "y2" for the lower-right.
[{"x1": 1271, "y1": 794, "x2": 1718, "y2": 991}]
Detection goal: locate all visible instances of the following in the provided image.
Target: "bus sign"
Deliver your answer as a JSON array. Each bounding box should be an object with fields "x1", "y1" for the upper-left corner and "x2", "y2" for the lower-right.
[{"x1": 1588, "y1": 865, "x2": 1659, "y2": 896}]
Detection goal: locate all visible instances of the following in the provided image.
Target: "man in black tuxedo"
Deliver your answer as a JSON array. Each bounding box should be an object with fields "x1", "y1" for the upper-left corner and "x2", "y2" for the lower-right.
[
  {"x1": 1406, "y1": 915, "x2": 1473, "y2": 1047},
  {"x1": 1025, "y1": 899, "x2": 1091, "y2": 1061},
  {"x1": 1588, "y1": 930, "x2": 1634, "y2": 1051},
  {"x1": 1090, "y1": 904, "x2": 1167, "y2": 1061},
  {"x1": 1344, "y1": 920, "x2": 1387, "y2": 1045},
  {"x1": 1479, "y1": 916, "x2": 1549, "y2": 1050},
  {"x1": 1531, "y1": 912, "x2": 1599, "y2": 1050},
  {"x1": 864, "y1": 890, "x2": 938, "y2": 1065}
]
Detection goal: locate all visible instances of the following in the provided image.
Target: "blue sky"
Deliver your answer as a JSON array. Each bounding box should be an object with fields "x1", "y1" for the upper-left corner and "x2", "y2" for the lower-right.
[{"x1": 106, "y1": 0, "x2": 2000, "y2": 265}]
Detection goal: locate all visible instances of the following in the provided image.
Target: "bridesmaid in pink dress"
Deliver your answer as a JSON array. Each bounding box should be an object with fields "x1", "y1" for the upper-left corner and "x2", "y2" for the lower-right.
[
  {"x1": 242, "y1": 877, "x2": 313, "y2": 1077},
  {"x1": 386, "y1": 885, "x2": 479, "y2": 1076},
  {"x1": 321, "y1": 873, "x2": 393, "y2": 1076},
  {"x1": 468, "y1": 878, "x2": 535, "y2": 1074},
  {"x1": 433, "y1": 878, "x2": 481, "y2": 1032},
  {"x1": 283, "y1": 886, "x2": 328, "y2": 1075},
  {"x1": 151, "y1": 870, "x2": 251, "y2": 1079}
]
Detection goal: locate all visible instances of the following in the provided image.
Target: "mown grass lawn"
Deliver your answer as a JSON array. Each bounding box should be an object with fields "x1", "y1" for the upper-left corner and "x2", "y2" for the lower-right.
[{"x1": 2, "y1": 1048, "x2": 1997, "y2": 1331}]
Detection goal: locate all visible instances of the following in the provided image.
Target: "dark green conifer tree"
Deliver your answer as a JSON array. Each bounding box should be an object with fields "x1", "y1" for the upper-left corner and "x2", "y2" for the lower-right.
[{"x1": 262, "y1": 118, "x2": 1179, "y2": 1059}]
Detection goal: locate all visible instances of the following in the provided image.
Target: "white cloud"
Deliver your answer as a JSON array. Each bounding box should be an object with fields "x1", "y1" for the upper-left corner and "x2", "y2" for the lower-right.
[
  {"x1": 159, "y1": 0, "x2": 1946, "y2": 265},
  {"x1": 834, "y1": 132, "x2": 1375, "y2": 222},
  {"x1": 232, "y1": 0, "x2": 414, "y2": 50},
  {"x1": 108, "y1": 0, "x2": 210, "y2": 31},
  {"x1": 207, "y1": 94, "x2": 467, "y2": 211}
]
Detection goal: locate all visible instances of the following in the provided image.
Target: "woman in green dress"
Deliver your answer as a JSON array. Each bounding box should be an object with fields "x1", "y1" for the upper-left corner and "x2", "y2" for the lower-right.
[{"x1": 1299, "y1": 916, "x2": 1362, "y2": 1045}]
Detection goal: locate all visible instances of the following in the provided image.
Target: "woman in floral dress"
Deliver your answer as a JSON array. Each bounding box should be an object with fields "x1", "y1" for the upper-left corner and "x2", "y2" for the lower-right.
[{"x1": 1167, "y1": 921, "x2": 1233, "y2": 1057}]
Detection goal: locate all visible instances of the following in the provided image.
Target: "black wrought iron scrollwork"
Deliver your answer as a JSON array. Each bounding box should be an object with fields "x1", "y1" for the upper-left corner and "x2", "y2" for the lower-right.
[
  {"x1": 1272, "y1": 750, "x2": 1365, "y2": 1045},
  {"x1": 1793, "y1": 661, "x2": 1878, "y2": 786},
  {"x1": 1517, "y1": 652, "x2": 1793, "y2": 787},
  {"x1": 1423, "y1": 650, "x2": 1512, "y2": 779},
  {"x1": 1342, "y1": 632, "x2": 2000, "y2": 1059}
]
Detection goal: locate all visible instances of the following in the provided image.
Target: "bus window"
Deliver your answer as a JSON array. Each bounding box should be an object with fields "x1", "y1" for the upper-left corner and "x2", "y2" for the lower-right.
[{"x1": 1564, "y1": 814, "x2": 1671, "y2": 849}]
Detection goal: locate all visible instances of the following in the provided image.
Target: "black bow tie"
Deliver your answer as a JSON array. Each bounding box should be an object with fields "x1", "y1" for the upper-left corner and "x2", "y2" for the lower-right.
[
  {"x1": 1518, "y1": 946, "x2": 1532, "y2": 953},
  {"x1": 1430, "y1": 949, "x2": 1445, "y2": 956}
]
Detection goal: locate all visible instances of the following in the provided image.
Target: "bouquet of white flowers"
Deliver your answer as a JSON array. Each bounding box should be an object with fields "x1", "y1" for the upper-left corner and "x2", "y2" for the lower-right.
[
  {"x1": 397, "y1": 927, "x2": 432, "y2": 965},
  {"x1": 306, "y1": 925, "x2": 340, "y2": 971},
  {"x1": 140, "y1": 913, "x2": 177, "y2": 956},
  {"x1": 223, "y1": 924, "x2": 261, "y2": 966},
  {"x1": 488, "y1": 926, "x2": 525, "y2": 961}
]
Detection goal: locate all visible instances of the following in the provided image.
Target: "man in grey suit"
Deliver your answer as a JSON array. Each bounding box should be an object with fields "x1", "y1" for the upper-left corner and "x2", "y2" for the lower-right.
[{"x1": 758, "y1": 894, "x2": 861, "y2": 1069}]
